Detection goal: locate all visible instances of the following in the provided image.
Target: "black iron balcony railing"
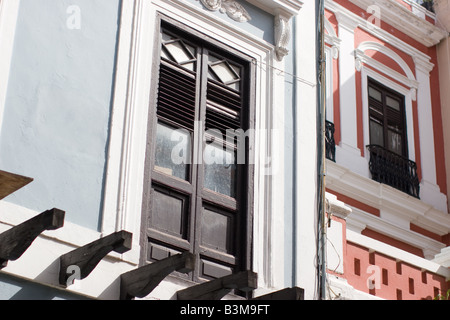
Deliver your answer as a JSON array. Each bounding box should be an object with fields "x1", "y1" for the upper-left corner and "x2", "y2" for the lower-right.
[
  {"x1": 366, "y1": 144, "x2": 420, "y2": 198},
  {"x1": 325, "y1": 120, "x2": 336, "y2": 162}
]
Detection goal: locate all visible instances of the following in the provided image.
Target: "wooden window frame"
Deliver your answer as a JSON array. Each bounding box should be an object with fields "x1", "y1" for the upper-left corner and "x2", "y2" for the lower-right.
[
  {"x1": 368, "y1": 77, "x2": 408, "y2": 157},
  {"x1": 140, "y1": 16, "x2": 255, "y2": 284}
]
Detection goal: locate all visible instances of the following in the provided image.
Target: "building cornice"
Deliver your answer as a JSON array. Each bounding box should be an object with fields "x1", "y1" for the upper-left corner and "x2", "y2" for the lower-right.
[
  {"x1": 347, "y1": 206, "x2": 446, "y2": 259},
  {"x1": 245, "y1": 0, "x2": 303, "y2": 17},
  {"x1": 326, "y1": 160, "x2": 450, "y2": 253},
  {"x1": 348, "y1": 0, "x2": 447, "y2": 47}
]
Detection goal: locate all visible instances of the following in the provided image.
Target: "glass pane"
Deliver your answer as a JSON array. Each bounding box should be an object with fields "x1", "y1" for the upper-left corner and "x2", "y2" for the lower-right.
[
  {"x1": 369, "y1": 87, "x2": 382, "y2": 102},
  {"x1": 151, "y1": 188, "x2": 188, "y2": 239},
  {"x1": 204, "y1": 143, "x2": 236, "y2": 198},
  {"x1": 165, "y1": 40, "x2": 193, "y2": 64},
  {"x1": 211, "y1": 62, "x2": 238, "y2": 84},
  {"x1": 201, "y1": 208, "x2": 233, "y2": 253},
  {"x1": 154, "y1": 122, "x2": 191, "y2": 180},
  {"x1": 388, "y1": 130, "x2": 402, "y2": 155},
  {"x1": 370, "y1": 120, "x2": 384, "y2": 147},
  {"x1": 386, "y1": 96, "x2": 401, "y2": 111}
]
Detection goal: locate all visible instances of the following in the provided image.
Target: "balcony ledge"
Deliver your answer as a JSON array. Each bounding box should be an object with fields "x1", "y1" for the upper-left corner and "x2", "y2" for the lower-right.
[
  {"x1": 326, "y1": 160, "x2": 450, "y2": 251},
  {"x1": 348, "y1": 0, "x2": 447, "y2": 46}
]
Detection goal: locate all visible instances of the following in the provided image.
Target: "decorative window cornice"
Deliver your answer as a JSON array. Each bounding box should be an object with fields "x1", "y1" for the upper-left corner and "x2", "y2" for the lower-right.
[
  {"x1": 196, "y1": 0, "x2": 252, "y2": 22},
  {"x1": 197, "y1": 0, "x2": 304, "y2": 61}
]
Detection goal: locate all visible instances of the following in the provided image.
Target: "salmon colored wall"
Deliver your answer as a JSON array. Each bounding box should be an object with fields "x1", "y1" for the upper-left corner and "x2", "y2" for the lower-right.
[
  {"x1": 362, "y1": 228, "x2": 424, "y2": 257},
  {"x1": 345, "y1": 241, "x2": 449, "y2": 299},
  {"x1": 326, "y1": 189, "x2": 380, "y2": 216},
  {"x1": 330, "y1": 0, "x2": 446, "y2": 194}
]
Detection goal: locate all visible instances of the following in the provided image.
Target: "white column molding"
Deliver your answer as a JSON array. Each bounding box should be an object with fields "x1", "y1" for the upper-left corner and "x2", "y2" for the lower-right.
[
  {"x1": 414, "y1": 57, "x2": 447, "y2": 212},
  {"x1": 334, "y1": 11, "x2": 364, "y2": 172}
]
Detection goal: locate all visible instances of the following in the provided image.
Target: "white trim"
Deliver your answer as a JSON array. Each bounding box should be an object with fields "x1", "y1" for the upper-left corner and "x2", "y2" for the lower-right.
[
  {"x1": 347, "y1": 206, "x2": 446, "y2": 259},
  {"x1": 0, "y1": 0, "x2": 21, "y2": 134},
  {"x1": 347, "y1": 229, "x2": 450, "y2": 280},
  {"x1": 326, "y1": 160, "x2": 450, "y2": 247},
  {"x1": 348, "y1": 0, "x2": 446, "y2": 47},
  {"x1": 245, "y1": 0, "x2": 303, "y2": 16},
  {"x1": 325, "y1": 0, "x2": 434, "y2": 62},
  {"x1": 355, "y1": 41, "x2": 418, "y2": 87},
  {"x1": 101, "y1": 0, "x2": 288, "y2": 295},
  {"x1": 325, "y1": 46, "x2": 334, "y2": 122}
]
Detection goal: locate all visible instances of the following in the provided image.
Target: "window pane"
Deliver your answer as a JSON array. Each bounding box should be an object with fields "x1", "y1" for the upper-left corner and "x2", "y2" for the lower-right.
[
  {"x1": 151, "y1": 188, "x2": 189, "y2": 240},
  {"x1": 388, "y1": 130, "x2": 403, "y2": 155},
  {"x1": 369, "y1": 87, "x2": 382, "y2": 102},
  {"x1": 370, "y1": 120, "x2": 384, "y2": 147},
  {"x1": 211, "y1": 62, "x2": 239, "y2": 84},
  {"x1": 201, "y1": 207, "x2": 234, "y2": 254},
  {"x1": 164, "y1": 40, "x2": 193, "y2": 64},
  {"x1": 204, "y1": 142, "x2": 236, "y2": 198},
  {"x1": 386, "y1": 96, "x2": 401, "y2": 111},
  {"x1": 154, "y1": 122, "x2": 191, "y2": 180}
]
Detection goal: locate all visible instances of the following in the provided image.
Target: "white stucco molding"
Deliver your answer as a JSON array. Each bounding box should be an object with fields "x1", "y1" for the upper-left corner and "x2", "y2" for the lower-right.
[
  {"x1": 246, "y1": 0, "x2": 303, "y2": 16},
  {"x1": 347, "y1": 230, "x2": 450, "y2": 280},
  {"x1": 433, "y1": 246, "x2": 450, "y2": 268},
  {"x1": 196, "y1": 0, "x2": 251, "y2": 22},
  {"x1": 347, "y1": 206, "x2": 446, "y2": 259},
  {"x1": 349, "y1": 0, "x2": 447, "y2": 47},
  {"x1": 326, "y1": 192, "x2": 352, "y2": 220},
  {"x1": 326, "y1": 160, "x2": 450, "y2": 257},
  {"x1": 246, "y1": 0, "x2": 304, "y2": 60},
  {"x1": 324, "y1": 16, "x2": 341, "y2": 59},
  {"x1": 326, "y1": 0, "x2": 435, "y2": 64}
]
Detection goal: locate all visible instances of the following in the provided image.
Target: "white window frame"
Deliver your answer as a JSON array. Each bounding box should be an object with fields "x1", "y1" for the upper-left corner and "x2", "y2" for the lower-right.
[
  {"x1": 355, "y1": 41, "x2": 418, "y2": 176},
  {"x1": 101, "y1": 0, "x2": 294, "y2": 293}
]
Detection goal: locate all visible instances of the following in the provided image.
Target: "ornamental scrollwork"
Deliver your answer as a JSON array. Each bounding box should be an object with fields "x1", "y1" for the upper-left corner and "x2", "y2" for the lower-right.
[{"x1": 198, "y1": 0, "x2": 251, "y2": 22}]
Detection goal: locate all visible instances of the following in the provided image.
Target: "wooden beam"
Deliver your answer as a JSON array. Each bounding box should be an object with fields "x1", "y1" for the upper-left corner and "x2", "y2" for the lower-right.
[
  {"x1": 0, "y1": 170, "x2": 33, "y2": 200},
  {"x1": 252, "y1": 287, "x2": 304, "y2": 300},
  {"x1": 120, "y1": 252, "x2": 195, "y2": 300},
  {"x1": 176, "y1": 270, "x2": 258, "y2": 300},
  {"x1": 59, "y1": 230, "x2": 132, "y2": 286},
  {"x1": 0, "y1": 208, "x2": 65, "y2": 269}
]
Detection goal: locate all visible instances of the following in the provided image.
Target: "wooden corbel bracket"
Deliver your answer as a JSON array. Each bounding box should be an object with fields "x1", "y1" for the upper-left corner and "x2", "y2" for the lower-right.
[
  {"x1": 177, "y1": 270, "x2": 258, "y2": 300},
  {"x1": 0, "y1": 208, "x2": 65, "y2": 269},
  {"x1": 59, "y1": 230, "x2": 132, "y2": 286},
  {"x1": 252, "y1": 286, "x2": 304, "y2": 300},
  {"x1": 120, "y1": 252, "x2": 196, "y2": 300}
]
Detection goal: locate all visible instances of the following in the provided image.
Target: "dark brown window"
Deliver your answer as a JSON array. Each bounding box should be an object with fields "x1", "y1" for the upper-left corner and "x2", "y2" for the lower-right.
[
  {"x1": 368, "y1": 78, "x2": 407, "y2": 157},
  {"x1": 142, "y1": 19, "x2": 254, "y2": 283}
]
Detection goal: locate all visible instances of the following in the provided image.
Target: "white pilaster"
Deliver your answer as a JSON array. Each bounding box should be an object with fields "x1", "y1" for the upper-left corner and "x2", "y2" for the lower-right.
[
  {"x1": 335, "y1": 12, "x2": 359, "y2": 155},
  {"x1": 415, "y1": 58, "x2": 447, "y2": 212}
]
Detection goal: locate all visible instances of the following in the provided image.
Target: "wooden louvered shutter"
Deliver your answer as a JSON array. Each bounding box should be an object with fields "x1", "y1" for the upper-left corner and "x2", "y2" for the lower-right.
[
  {"x1": 368, "y1": 78, "x2": 407, "y2": 157},
  {"x1": 144, "y1": 23, "x2": 253, "y2": 285}
]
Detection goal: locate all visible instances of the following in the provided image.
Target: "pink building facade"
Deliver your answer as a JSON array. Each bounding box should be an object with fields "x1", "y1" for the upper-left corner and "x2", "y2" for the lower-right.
[{"x1": 324, "y1": 0, "x2": 450, "y2": 300}]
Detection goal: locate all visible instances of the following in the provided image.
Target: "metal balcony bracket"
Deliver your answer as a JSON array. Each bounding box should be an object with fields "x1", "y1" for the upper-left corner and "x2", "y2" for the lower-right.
[
  {"x1": 59, "y1": 230, "x2": 132, "y2": 286},
  {"x1": 120, "y1": 252, "x2": 196, "y2": 300},
  {"x1": 0, "y1": 170, "x2": 33, "y2": 200},
  {"x1": 0, "y1": 208, "x2": 65, "y2": 269},
  {"x1": 177, "y1": 270, "x2": 258, "y2": 300},
  {"x1": 252, "y1": 287, "x2": 304, "y2": 300}
]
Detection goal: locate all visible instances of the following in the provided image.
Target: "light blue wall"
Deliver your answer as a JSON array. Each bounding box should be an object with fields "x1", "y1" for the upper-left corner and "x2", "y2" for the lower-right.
[
  {"x1": 0, "y1": 273, "x2": 90, "y2": 300},
  {"x1": 185, "y1": 0, "x2": 274, "y2": 44},
  {"x1": 0, "y1": 0, "x2": 121, "y2": 230}
]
